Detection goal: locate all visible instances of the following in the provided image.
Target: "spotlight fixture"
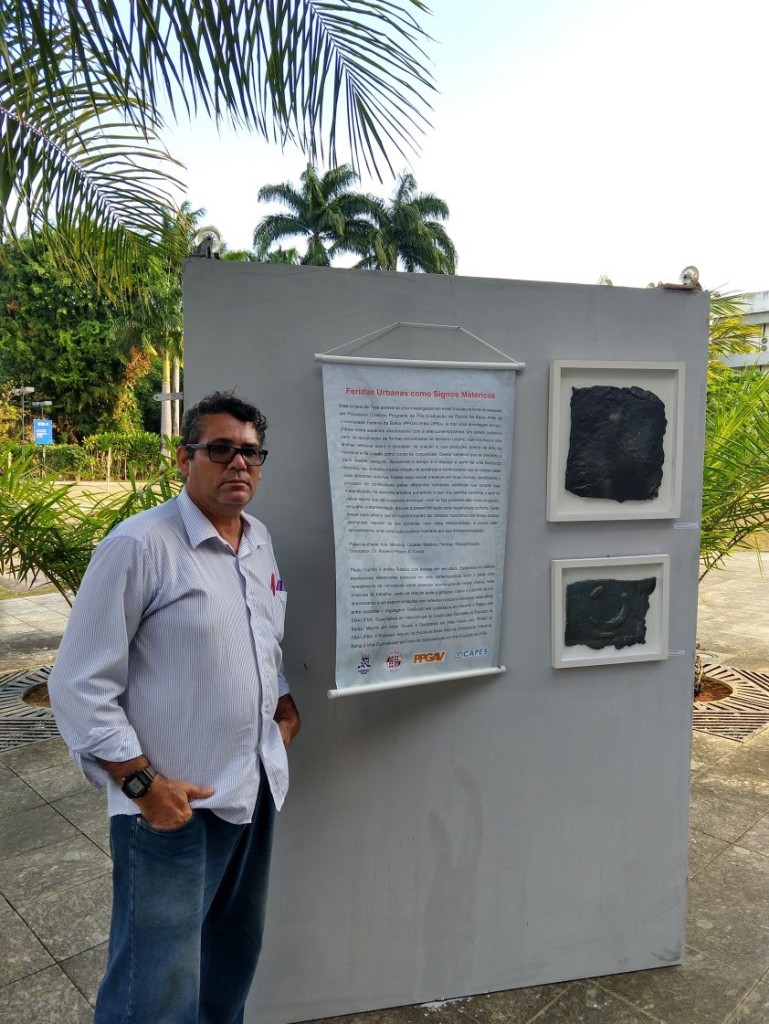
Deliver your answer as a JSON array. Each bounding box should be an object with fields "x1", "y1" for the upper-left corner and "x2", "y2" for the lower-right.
[{"x1": 193, "y1": 226, "x2": 223, "y2": 257}]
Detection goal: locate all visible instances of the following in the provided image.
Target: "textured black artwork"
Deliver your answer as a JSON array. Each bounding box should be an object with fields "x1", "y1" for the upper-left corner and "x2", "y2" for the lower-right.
[
  {"x1": 565, "y1": 385, "x2": 667, "y2": 502},
  {"x1": 565, "y1": 576, "x2": 657, "y2": 650}
]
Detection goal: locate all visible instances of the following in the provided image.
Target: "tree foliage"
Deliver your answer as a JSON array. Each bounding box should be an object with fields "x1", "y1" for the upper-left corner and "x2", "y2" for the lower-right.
[
  {"x1": 0, "y1": 238, "x2": 135, "y2": 438},
  {"x1": 0, "y1": 0, "x2": 434, "y2": 293},
  {"x1": 708, "y1": 292, "x2": 762, "y2": 371},
  {"x1": 253, "y1": 163, "x2": 380, "y2": 266},
  {"x1": 111, "y1": 204, "x2": 200, "y2": 437},
  {"x1": 253, "y1": 163, "x2": 456, "y2": 272},
  {"x1": 700, "y1": 367, "x2": 769, "y2": 576},
  {"x1": 356, "y1": 170, "x2": 456, "y2": 273},
  {"x1": 700, "y1": 293, "x2": 769, "y2": 576},
  {"x1": 0, "y1": 205, "x2": 198, "y2": 441}
]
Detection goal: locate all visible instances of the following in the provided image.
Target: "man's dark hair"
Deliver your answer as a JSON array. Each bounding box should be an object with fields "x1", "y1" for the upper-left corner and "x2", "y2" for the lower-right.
[{"x1": 181, "y1": 391, "x2": 267, "y2": 448}]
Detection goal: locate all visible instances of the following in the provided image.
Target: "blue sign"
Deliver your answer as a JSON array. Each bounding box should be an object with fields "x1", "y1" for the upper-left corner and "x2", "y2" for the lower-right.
[{"x1": 33, "y1": 419, "x2": 53, "y2": 445}]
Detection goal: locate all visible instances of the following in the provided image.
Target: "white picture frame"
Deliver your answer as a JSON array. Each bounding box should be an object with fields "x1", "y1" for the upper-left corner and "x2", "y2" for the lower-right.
[
  {"x1": 551, "y1": 555, "x2": 670, "y2": 669},
  {"x1": 547, "y1": 360, "x2": 685, "y2": 521}
]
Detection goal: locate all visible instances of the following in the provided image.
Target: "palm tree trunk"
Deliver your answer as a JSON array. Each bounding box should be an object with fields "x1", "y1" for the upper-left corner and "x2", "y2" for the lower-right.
[
  {"x1": 171, "y1": 358, "x2": 181, "y2": 436},
  {"x1": 160, "y1": 350, "x2": 172, "y2": 452}
]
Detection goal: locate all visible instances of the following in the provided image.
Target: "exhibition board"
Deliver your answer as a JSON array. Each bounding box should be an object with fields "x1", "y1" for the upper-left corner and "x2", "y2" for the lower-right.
[{"x1": 182, "y1": 260, "x2": 708, "y2": 1024}]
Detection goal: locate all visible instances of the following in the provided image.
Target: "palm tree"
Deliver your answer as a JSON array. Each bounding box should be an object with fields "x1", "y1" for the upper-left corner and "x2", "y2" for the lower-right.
[
  {"x1": 253, "y1": 164, "x2": 379, "y2": 266},
  {"x1": 111, "y1": 204, "x2": 201, "y2": 443},
  {"x1": 0, "y1": 2, "x2": 434, "y2": 293},
  {"x1": 261, "y1": 247, "x2": 301, "y2": 265},
  {"x1": 708, "y1": 292, "x2": 762, "y2": 373},
  {"x1": 356, "y1": 171, "x2": 457, "y2": 273},
  {"x1": 221, "y1": 245, "x2": 300, "y2": 264},
  {"x1": 700, "y1": 366, "x2": 769, "y2": 577},
  {"x1": 700, "y1": 292, "x2": 767, "y2": 577}
]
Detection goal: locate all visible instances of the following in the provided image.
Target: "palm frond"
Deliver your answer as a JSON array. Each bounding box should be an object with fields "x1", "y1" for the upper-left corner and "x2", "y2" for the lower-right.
[
  {"x1": 0, "y1": 453, "x2": 181, "y2": 601},
  {"x1": 1, "y1": 1, "x2": 434, "y2": 290},
  {"x1": 253, "y1": 213, "x2": 310, "y2": 254},
  {"x1": 700, "y1": 367, "x2": 769, "y2": 577},
  {"x1": 0, "y1": 23, "x2": 184, "y2": 295},
  {"x1": 7, "y1": 0, "x2": 434, "y2": 173},
  {"x1": 708, "y1": 291, "x2": 762, "y2": 370}
]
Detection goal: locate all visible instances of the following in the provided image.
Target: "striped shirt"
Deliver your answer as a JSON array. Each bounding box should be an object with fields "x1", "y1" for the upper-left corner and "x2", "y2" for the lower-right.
[{"x1": 48, "y1": 487, "x2": 290, "y2": 822}]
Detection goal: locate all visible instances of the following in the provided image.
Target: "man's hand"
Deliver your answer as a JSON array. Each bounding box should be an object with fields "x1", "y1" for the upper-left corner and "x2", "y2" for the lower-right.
[
  {"x1": 135, "y1": 775, "x2": 215, "y2": 830},
  {"x1": 274, "y1": 694, "x2": 301, "y2": 748},
  {"x1": 97, "y1": 755, "x2": 215, "y2": 830}
]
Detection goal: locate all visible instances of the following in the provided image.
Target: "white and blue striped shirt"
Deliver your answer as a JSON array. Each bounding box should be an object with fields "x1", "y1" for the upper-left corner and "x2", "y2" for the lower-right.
[{"x1": 48, "y1": 487, "x2": 290, "y2": 822}]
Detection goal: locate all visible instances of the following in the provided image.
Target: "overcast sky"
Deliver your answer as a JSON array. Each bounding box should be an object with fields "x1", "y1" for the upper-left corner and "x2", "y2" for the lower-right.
[{"x1": 165, "y1": 0, "x2": 768, "y2": 293}]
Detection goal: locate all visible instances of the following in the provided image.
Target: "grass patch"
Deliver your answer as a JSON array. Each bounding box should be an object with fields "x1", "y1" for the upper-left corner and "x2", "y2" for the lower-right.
[{"x1": 0, "y1": 583, "x2": 59, "y2": 599}]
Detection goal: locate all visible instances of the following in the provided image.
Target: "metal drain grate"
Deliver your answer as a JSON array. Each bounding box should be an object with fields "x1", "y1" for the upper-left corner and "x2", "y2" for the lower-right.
[
  {"x1": 693, "y1": 660, "x2": 769, "y2": 741},
  {"x1": 3, "y1": 661, "x2": 769, "y2": 749},
  {"x1": 0, "y1": 665, "x2": 59, "y2": 751}
]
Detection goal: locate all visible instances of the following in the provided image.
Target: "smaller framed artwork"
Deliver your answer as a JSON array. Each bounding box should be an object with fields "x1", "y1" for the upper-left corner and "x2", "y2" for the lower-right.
[
  {"x1": 547, "y1": 361, "x2": 685, "y2": 521},
  {"x1": 551, "y1": 554, "x2": 670, "y2": 669}
]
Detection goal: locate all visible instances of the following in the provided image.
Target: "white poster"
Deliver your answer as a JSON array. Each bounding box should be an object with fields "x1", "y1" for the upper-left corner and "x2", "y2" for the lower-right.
[{"x1": 322, "y1": 361, "x2": 516, "y2": 693}]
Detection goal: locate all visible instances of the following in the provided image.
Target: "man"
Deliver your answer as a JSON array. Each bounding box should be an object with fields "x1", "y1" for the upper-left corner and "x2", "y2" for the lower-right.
[{"x1": 49, "y1": 390, "x2": 300, "y2": 1024}]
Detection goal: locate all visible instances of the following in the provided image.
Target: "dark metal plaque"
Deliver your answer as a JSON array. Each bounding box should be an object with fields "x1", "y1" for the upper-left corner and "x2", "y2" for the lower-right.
[
  {"x1": 565, "y1": 385, "x2": 667, "y2": 502},
  {"x1": 565, "y1": 577, "x2": 657, "y2": 650}
]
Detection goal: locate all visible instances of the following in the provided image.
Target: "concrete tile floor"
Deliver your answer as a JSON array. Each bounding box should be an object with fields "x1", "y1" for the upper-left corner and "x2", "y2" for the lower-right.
[{"x1": 0, "y1": 557, "x2": 768, "y2": 1022}]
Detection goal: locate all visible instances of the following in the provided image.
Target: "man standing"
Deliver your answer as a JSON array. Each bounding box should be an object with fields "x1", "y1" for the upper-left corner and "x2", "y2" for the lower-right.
[{"x1": 49, "y1": 391, "x2": 300, "y2": 1024}]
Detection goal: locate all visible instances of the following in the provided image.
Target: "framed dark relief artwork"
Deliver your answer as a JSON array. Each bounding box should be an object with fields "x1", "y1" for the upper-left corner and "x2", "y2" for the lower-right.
[
  {"x1": 547, "y1": 361, "x2": 684, "y2": 521},
  {"x1": 551, "y1": 555, "x2": 670, "y2": 668}
]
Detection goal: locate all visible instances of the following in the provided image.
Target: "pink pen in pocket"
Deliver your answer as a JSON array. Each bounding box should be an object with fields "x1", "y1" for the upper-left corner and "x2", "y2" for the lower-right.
[{"x1": 270, "y1": 573, "x2": 286, "y2": 595}]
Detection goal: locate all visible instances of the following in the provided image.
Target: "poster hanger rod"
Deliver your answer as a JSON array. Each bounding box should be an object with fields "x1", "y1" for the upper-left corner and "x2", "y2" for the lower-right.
[
  {"x1": 315, "y1": 354, "x2": 524, "y2": 370},
  {"x1": 327, "y1": 665, "x2": 506, "y2": 699},
  {"x1": 316, "y1": 321, "x2": 525, "y2": 369}
]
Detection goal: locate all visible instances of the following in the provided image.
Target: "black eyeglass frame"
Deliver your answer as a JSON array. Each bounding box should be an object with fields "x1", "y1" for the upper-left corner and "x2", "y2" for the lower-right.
[{"x1": 185, "y1": 443, "x2": 268, "y2": 466}]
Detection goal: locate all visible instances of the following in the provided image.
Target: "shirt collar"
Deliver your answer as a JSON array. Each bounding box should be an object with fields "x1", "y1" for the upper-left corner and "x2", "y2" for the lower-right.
[{"x1": 176, "y1": 487, "x2": 268, "y2": 553}]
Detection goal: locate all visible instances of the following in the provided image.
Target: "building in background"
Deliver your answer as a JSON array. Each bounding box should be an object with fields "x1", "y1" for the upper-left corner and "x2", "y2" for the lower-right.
[{"x1": 723, "y1": 291, "x2": 769, "y2": 368}]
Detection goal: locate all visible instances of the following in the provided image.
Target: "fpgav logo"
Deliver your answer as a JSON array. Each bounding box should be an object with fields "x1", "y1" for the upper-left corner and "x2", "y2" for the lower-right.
[{"x1": 413, "y1": 652, "x2": 445, "y2": 663}]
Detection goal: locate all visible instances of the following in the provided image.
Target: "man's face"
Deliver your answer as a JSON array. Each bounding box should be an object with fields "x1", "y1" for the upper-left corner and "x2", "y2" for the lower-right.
[{"x1": 176, "y1": 412, "x2": 262, "y2": 520}]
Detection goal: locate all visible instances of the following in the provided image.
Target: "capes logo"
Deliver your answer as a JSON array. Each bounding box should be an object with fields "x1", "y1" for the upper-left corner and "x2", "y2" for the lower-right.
[
  {"x1": 455, "y1": 648, "x2": 489, "y2": 659},
  {"x1": 413, "y1": 652, "x2": 445, "y2": 663}
]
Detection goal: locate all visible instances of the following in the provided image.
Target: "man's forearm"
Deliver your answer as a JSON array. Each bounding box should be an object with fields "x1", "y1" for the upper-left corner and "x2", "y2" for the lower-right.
[{"x1": 97, "y1": 754, "x2": 151, "y2": 783}]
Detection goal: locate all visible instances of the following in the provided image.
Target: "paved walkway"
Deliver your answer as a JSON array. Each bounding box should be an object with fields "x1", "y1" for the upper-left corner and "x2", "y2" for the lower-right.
[
  {"x1": 0, "y1": 591, "x2": 71, "y2": 675},
  {"x1": 1, "y1": 555, "x2": 768, "y2": 1023},
  {"x1": 697, "y1": 551, "x2": 769, "y2": 672}
]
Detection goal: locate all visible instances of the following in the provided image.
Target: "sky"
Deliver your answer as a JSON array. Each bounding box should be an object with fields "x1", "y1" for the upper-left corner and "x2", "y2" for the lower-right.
[{"x1": 164, "y1": 0, "x2": 768, "y2": 293}]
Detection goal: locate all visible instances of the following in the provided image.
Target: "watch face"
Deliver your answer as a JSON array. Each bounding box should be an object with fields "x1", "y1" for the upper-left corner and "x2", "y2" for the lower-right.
[
  {"x1": 125, "y1": 776, "x2": 147, "y2": 798},
  {"x1": 122, "y1": 769, "x2": 154, "y2": 798}
]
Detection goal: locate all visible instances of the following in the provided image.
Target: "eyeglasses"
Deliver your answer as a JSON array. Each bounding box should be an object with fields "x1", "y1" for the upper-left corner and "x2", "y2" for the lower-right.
[{"x1": 186, "y1": 444, "x2": 268, "y2": 467}]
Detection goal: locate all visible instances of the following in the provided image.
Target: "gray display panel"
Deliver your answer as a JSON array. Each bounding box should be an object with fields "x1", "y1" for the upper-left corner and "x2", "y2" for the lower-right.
[{"x1": 182, "y1": 261, "x2": 708, "y2": 1023}]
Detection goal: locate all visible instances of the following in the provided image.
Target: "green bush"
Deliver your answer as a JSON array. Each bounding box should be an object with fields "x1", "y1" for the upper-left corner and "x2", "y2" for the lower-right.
[
  {"x1": 83, "y1": 432, "x2": 179, "y2": 479},
  {"x1": 0, "y1": 442, "x2": 89, "y2": 478},
  {"x1": 0, "y1": 433, "x2": 181, "y2": 480},
  {"x1": 38, "y1": 444, "x2": 89, "y2": 477}
]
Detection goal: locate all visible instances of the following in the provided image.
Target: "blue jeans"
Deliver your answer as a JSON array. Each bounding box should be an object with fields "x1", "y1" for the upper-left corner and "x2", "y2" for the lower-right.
[{"x1": 94, "y1": 781, "x2": 276, "y2": 1024}]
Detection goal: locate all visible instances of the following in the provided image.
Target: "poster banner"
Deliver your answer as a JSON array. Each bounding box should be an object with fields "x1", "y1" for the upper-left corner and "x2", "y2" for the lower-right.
[{"x1": 322, "y1": 362, "x2": 516, "y2": 693}]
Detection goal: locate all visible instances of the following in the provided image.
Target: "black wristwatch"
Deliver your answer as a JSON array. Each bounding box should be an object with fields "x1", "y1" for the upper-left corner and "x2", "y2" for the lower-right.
[{"x1": 121, "y1": 766, "x2": 156, "y2": 799}]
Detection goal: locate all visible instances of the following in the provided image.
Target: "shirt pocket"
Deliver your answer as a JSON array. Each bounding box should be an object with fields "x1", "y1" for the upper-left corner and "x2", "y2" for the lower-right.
[{"x1": 272, "y1": 590, "x2": 288, "y2": 640}]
